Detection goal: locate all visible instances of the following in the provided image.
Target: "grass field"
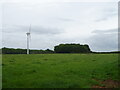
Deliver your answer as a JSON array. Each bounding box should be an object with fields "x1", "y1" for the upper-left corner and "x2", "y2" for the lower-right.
[{"x1": 2, "y1": 54, "x2": 119, "y2": 88}]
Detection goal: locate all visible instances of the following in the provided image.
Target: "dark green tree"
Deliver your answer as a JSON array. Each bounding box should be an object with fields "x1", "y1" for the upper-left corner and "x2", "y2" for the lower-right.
[{"x1": 54, "y1": 44, "x2": 91, "y2": 53}]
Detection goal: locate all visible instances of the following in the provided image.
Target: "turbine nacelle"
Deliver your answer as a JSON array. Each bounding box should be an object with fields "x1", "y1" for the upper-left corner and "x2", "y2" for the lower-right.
[{"x1": 26, "y1": 32, "x2": 30, "y2": 35}]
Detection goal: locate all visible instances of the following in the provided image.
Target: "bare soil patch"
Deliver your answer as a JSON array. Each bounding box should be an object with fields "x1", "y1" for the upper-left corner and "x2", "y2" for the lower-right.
[{"x1": 92, "y1": 79, "x2": 120, "y2": 88}]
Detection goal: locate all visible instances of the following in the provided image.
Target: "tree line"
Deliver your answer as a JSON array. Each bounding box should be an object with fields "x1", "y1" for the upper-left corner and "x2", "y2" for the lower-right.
[
  {"x1": 54, "y1": 44, "x2": 91, "y2": 53},
  {"x1": 2, "y1": 47, "x2": 54, "y2": 54},
  {"x1": 1, "y1": 43, "x2": 119, "y2": 54},
  {"x1": 1, "y1": 44, "x2": 91, "y2": 54}
]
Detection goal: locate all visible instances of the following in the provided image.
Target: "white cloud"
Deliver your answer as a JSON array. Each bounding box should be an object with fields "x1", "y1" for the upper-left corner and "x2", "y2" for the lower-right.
[
  {"x1": 0, "y1": 0, "x2": 119, "y2": 3},
  {"x1": 0, "y1": 3, "x2": 2, "y2": 48},
  {"x1": 1, "y1": 2, "x2": 118, "y2": 51}
]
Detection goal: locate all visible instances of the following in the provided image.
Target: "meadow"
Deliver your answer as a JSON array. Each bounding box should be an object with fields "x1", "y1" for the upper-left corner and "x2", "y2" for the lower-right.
[{"x1": 2, "y1": 54, "x2": 119, "y2": 88}]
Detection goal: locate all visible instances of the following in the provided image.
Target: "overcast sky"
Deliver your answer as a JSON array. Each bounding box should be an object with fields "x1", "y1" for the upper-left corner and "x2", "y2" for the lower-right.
[{"x1": 0, "y1": 0, "x2": 119, "y2": 52}]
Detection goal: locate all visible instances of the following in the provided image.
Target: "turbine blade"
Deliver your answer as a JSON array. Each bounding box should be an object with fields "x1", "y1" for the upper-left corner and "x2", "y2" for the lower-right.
[
  {"x1": 29, "y1": 24, "x2": 31, "y2": 42},
  {"x1": 29, "y1": 24, "x2": 31, "y2": 33},
  {"x1": 29, "y1": 34, "x2": 31, "y2": 42}
]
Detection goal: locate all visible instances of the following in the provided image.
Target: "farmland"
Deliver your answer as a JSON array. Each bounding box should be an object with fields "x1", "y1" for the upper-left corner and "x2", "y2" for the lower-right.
[{"x1": 2, "y1": 54, "x2": 119, "y2": 88}]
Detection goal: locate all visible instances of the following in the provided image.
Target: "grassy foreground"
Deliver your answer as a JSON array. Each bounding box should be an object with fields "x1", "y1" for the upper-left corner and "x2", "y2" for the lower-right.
[{"x1": 2, "y1": 54, "x2": 119, "y2": 88}]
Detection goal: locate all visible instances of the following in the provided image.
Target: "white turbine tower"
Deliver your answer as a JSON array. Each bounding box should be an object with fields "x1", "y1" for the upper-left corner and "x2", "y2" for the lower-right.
[{"x1": 26, "y1": 25, "x2": 31, "y2": 54}]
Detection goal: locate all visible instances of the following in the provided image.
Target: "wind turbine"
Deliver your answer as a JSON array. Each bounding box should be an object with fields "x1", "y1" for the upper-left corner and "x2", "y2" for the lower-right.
[{"x1": 26, "y1": 25, "x2": 31, "y2": 54}]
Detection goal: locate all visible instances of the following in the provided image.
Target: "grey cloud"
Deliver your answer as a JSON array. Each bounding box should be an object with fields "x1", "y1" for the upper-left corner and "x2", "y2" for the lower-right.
[
  {"x1": 57, "y1": 17, "x2": 75, "y2": 22},
  {"x1": 2, "y1": 25, "x2": 63, "y2": 35},
  {"x1": 87, "y1": 29, "x2": 118, "y2": 52},
  {"x1": 2, "y1": 25, "x2": 27, "y2": 33},
  {"x1": 95, "y1": 17, "x2": 108, "y2": 22},
  {"x1": 92, "y1": 28, "x2": 118, "y2": 34},
  {"x1": 2, "y1": 2, "x2": 118, "y2": 51},
  {"x1": 31, "y1": 26, "x2": 63, "y2": 35},
  {"x1": 2, "y1": 24, "x2": 64, "y2": 49},
  {"x1": 95, "y1": 8, "x2": 117, "y2": 22}
]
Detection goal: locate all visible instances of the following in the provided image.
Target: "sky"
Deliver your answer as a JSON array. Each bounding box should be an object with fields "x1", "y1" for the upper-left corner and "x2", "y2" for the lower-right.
[{"x1": 0, "y1": 0, "x2": 119, "y2": 52}]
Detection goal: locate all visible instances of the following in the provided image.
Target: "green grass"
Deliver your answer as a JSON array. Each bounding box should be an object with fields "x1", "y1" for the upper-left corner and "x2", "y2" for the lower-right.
[
  {"x1": 0, "y1": 54, "x2": 2, "y2": 89},
  {"x1": 2, "y1": 54, "x2": 119, "y2": 88}
]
